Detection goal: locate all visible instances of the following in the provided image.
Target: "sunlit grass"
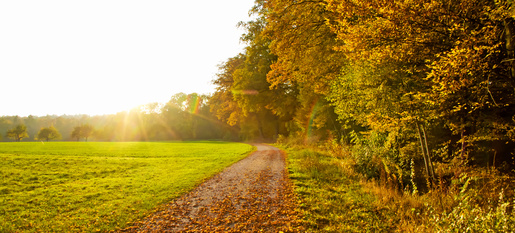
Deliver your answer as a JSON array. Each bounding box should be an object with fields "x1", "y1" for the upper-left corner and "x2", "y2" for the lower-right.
[
  {"x1": 0, "y1": 141, "x2": 254, "y2": 232},
  {"x1": 282, "y1": 144, "x2": 515, "y2": 232},
  {"x1": 283, "y1": 147, "x2": 395, "y2": 232}
]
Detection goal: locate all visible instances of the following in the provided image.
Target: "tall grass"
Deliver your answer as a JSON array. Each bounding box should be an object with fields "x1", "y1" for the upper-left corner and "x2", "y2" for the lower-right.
[{"x1": 0, "y1": 141, "x2": 253, "y2": 232}]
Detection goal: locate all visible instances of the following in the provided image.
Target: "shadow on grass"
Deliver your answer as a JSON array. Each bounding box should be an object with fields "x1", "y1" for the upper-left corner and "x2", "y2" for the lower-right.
[{"x1": 285, "y1": 148, "x2": 396, "y2": 232}]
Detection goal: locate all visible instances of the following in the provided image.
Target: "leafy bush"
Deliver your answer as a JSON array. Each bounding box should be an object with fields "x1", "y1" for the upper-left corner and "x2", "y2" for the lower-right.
[{"x1": 429, "y1": 187, "x2": 514, "y2": 232}]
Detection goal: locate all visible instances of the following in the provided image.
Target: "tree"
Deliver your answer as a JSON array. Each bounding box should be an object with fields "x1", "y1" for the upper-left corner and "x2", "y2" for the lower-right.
[
  {"x1": 161, "y1": 92, "x2": 193, "y2": 140},
  {"x1": 36, "y1": 126, "x2": 62, "y2": 141},
  {"x1": 317, "y1": 0, "x2": 515, "y2": 187},
  {"x1": 259, "y1": 0, "x2": 345, "y2": 141},
  {"x1": 216, "y1": 15, "x2": 289, "y2": 140},
  {"x1": 71, "y1": 124, "x2": 94, "y2": 141},
  {"x1": 81, "y1": 124, "x2": 93, "y2": 142},
  {"x1": 263, "y1": 0, "x2": 343, "y2": 95},
  {"x1": 6, "y1": 124, "x2": 29, "y2": 142},
  {"x1": 71, "y1": 126, "x2": 81, "y2": 141},
  {"x1": 211, "y1": 54, "x2": 247, "y2": 127}
]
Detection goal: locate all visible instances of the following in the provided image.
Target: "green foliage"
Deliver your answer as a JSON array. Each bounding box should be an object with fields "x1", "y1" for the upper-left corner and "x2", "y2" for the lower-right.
[
  {"x1": 349, "y1": 131, "x2": 386, "y2": 179},
  {"x1": 36, "y1": 126, "x2": 61, "y2": 141},
  {"x1": 0, "y1": 141, "x2": 253, "y2": 232},
  {"x1": 161, "y1": 93, "x2": 220, "y2": 140},
  {"x1": 429, "y1": 189, "x2": 515, "y2": 232}
]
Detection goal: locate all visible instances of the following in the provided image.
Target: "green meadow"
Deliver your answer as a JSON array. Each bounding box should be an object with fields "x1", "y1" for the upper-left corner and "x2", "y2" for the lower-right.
[{"x1": 0, "y1": 141, "x2": 254, "y2": 232}]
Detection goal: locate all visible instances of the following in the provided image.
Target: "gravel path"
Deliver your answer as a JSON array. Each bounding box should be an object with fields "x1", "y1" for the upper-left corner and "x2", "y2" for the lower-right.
[{"x1": 119, "y1": 144, "x2": 302, "y2": 232}]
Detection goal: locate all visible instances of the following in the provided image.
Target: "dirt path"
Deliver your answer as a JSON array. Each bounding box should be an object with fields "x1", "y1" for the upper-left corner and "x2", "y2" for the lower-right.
[{"x1": 119, "y1": 144, "x2": 302, "y2": 232}]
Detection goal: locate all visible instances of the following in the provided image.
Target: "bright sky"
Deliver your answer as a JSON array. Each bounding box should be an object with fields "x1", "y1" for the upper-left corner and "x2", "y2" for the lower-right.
[{"x1": 0, "y1": 0, "x2": 255, "y2": 117}]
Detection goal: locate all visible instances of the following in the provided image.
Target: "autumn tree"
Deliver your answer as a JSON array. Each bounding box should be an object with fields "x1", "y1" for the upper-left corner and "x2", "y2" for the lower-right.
[
  {"x1": 211, "y1": 0, "x2": 346, "y2": 142},
  {"x1": 423, "y1": 0, "x2": 515, "y2": 160},
  {"x1": 214, "y1": 8, "x2": 302, "y2": 140},
  {"x1": 211, "y1": 54, "x2": 246, "y2": 128},
  {"x1": 6, "y1": 124, "x2": 29, "y2": 142},
  {"x1": 71, "y1": 124, "x2": 94, "y2": 141},
  {"x1": 71, "y1": 126, "x2": 82, "y2": 141},
  {"x1": 258, "y1": 0, "x2": 345, "y2": 141},
  {"x1": 36, "y1": 126, "x2": 62, "y2": 141},
  {"x1": 263, "y1": 0, "x2": 343, "y2": 94},
  {"x1": 81, "y1": 124, "x2": 94, "y2": 141},
  {"x1": 211, "y1": 16, "x2": 283, "y2": 140},
  {"x1": 321, "y1": 0, "x2": 515, "y2": 184},
  {"x1": 323, "y1": 0, "x2": 465, "y2": 181},
  {"x1": 234, "y1": 16, "x2": 286, "y2": 140}
]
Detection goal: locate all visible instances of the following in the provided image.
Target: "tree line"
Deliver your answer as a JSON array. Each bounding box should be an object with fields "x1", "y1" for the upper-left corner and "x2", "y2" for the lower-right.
[
  {"x1": 208, "y1": 0, "x2": 515, "y2": 190},
  {"x1": 0, "y1": 93, "x2": 238, "y2": 142}
]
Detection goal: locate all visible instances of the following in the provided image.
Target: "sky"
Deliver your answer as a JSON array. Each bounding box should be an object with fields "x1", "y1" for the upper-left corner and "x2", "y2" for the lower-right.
[{"x1": 0, "y1": 0, "x2": 255, "y2": 117}]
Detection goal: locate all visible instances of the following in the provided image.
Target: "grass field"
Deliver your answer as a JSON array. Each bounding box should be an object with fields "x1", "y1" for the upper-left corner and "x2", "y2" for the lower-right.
[{"x1": 0, "y1": 141, "x2": 254, "y2": 232}]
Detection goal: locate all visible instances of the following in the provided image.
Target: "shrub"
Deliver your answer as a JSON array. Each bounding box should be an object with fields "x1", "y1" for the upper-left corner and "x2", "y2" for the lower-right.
[{"x1": 429, "y1": 187, "x2": 514, "y2": 232}]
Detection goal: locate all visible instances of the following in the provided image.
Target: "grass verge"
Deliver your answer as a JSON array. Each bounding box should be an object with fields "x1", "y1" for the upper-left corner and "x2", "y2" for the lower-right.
[
  {"x1": 282, "y1": 146, "x2": 396, "y2": 232},
  {"x1": 281, "y1": 144, "x2": 515, "y2": 232},
  {"x1": 0, "y1": 141, "x2": 253, "y2": 232}
]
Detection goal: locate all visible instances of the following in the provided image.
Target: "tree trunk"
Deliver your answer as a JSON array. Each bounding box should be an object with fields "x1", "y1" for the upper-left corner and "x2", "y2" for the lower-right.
[
  {"x1": 460, "y1": 129, "x2": 467, "y2": 160},
  {"x1": 256, "y1": 113, "x2": 265, "y2": 140},
  {"x1": 274, "y1": 115, "x2": 281, "y2": 140},
  {"x1": 504, "y1": 18, "x2": 515, "y2": 79},
  {"x1": 421, "y1": 125, "x2": 435, "y2": 179},
  {"x1": 416, "y1": 122, "x2": 432, "y2": 180}
]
